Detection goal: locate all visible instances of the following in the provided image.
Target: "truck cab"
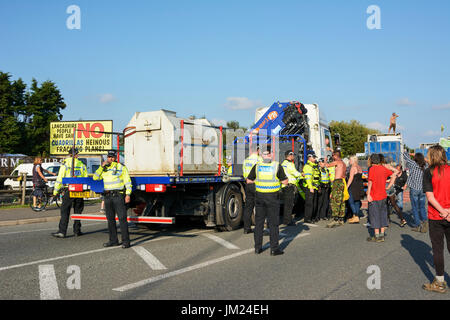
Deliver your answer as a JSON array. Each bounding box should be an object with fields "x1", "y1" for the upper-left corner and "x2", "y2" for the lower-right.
[{"x1": 254, "y1": 102, "x2": 333, "y2": 162}]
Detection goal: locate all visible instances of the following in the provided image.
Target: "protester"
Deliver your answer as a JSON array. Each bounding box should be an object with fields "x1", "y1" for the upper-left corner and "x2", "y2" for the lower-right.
[
  {"x1": 388, "y1": 112, "x2": 399, "y2": 134},
  {"x1": 422, "y1": 145, "x2": 450, "y2": 293},
  {"x1": 347, "y1": 156, "x2": 365, "y2": 224},
  {"x1": 366, "y1": 154, "x2": 398, "y2": 242},
  {"x1": 402, "y1": 151, "x2": 428, "y2": 232},
  {"x1": 326, "y1": 150, "x2": 347, "y2": 228},
  {"x1": 32, "y1": 157, "x2": 57, "y2": 210},
  {"x1": 363, "y1": 156, "x2": 373, "y2": 228},
  {"x1": 386, "y1": 162, "x2": 407, "y2": 227}
]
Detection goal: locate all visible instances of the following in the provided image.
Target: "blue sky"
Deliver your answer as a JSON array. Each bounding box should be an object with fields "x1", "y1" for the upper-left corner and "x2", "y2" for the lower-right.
[{"x1": 1, "y1": 0, "x2": 449, "y2": 148}]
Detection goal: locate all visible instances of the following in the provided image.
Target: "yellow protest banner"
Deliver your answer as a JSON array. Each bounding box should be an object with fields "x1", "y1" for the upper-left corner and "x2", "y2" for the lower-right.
[{"x1": 50, "y1": 120, "x2": 113, "y2": 155}]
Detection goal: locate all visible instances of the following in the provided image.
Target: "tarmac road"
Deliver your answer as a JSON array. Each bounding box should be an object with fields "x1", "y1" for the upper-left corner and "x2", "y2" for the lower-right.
[{"x1": 0, "y1": 202, "x2": 449, "y2": 302}]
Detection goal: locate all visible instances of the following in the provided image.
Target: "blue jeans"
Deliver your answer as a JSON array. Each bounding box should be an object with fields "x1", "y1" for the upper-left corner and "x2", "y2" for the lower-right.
[
  {"x1": 348, "y1": 190, "x2": 361, "y2": 216},
  {"x1": 396, "y1": 191, "x2": 403, "y2": 210},
  {"x1": 410, "y1": 188, "x2": 427, "y2": 227}
]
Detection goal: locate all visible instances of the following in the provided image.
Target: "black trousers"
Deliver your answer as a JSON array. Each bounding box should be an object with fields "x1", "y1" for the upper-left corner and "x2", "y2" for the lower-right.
[
  {"x1": 282, "y1": 184, "x2": 296, "y2": 224},
  {"x1": 429, "y1": 219, "x2": 450, "y2": 277},
  {"x1": 254, "y1": 192, "x2": 280, "y2": 251},
  {"x1": 317, "y1": 186, "x2": 330, "y2": 220},
  {"x1": 58, "y1": 190, "x2": 84, "y2": 235},
  {"x1": 104, "y1": 193, "x2": 130, "y2": 244},
  {"x1": 243, "y1": 183, "x2": 256, "y2": 231},
  {"x1": 303, "y1": 187, "x2": 318, "y2": 222}
]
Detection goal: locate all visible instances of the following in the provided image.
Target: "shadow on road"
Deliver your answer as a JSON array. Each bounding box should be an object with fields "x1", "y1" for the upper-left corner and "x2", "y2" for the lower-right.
[{"x1": 400, "y1": 234, "x2": 450, "y2": 284}]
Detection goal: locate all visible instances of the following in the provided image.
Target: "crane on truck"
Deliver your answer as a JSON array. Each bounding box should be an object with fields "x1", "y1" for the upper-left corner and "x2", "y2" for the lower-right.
[{"x1": 62, "y1": 101, "x2": 336, "y2": 231}]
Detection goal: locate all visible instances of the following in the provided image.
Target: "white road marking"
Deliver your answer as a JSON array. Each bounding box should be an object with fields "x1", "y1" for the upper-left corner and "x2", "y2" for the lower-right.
[
  {"x1": 113, "y1": 249, "x2": 254, "y2": 292},
  {"x1": 0, "y1": 247, "x2": 117, "y2": 272},
  {"x1": 132, "y1": 246, "x2": 167, "y2": 270},
  {"x1": 113, "y1": 232, "x2": 312, "y2": 292},
  {"x1": 202, "y1": 233, "x2": 239, "y2": 249},
  {"x1": 38, "y1": 265, "x2": 61, "y2": 300},
  {"x1": 0, "y1": 229, "x2": 211, "y2": 272}
]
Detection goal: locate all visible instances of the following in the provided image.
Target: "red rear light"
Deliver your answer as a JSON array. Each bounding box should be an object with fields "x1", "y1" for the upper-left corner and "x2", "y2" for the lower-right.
[
  {"x1": 69, "y1": 184, "x2": 83, "y2": 192},
  {"x1": 145, "y1": 184, "x2": 167, "y2": 193}
]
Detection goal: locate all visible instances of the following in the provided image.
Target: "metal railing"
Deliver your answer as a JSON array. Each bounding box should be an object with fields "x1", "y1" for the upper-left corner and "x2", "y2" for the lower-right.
[{"x1": 0, "y1": 173, "x2": 28, "y2": 205}]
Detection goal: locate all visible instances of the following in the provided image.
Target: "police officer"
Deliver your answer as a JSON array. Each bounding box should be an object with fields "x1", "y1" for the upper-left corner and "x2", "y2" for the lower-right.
[
  {"x1": 281, "y1": 151, "x2": 302, "y2": 226},
  {"x1": 242, "y1": 146, "x2": 263, "y2": 234},
  {"x1": 246, "y1": 146, "x2": 288, "y2": 256},
  {"x1": 51, "y1": 147, "x2": 88, "y2": 238},
  {"x1": 317, "y1": 158, "x2": 331, "y2": 220},
  {"x1": 302, "y1": 152, "x2": 320, "y2": 223},
  {"x1": 93, "y1": 150, "x2": 133, "y2": 249}
]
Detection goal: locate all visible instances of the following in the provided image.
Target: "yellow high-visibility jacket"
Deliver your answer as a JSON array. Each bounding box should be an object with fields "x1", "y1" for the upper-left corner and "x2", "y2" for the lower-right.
[
  {"x1": 93, "y1": 162, "x2": 132, "y2": 196},
  {"x1": 242, "y1": 154, "x2": 263, "y2": 179},
  {"x1": 53, "y1": 157, "x2": 88, "y2": 195},
  {"x1": 281, "y1": 159, "x2": 301, "y2": 187},
  {"x1": 302, "y1": 160, "x2": 320, "y2": 190},
  {"x1": 255, "y1": 161, "x2": 281, "y2": 193}
]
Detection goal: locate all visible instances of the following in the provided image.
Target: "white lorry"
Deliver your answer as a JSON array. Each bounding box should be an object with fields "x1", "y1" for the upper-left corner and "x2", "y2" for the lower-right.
[{"x1": 64, "y1": 101, "x2": 335, "y2": 230}]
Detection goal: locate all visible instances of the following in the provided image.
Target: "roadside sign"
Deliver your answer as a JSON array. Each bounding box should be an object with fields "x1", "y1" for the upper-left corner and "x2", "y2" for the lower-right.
[{"x1": 50, "y1": 120, "x2": 113, "y2": 155}]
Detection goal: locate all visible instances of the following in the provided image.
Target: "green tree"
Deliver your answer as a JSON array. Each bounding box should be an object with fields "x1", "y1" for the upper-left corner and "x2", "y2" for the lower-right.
[
  {"x1": 0, "y1": 72, "x2": 23, "y2": 153},
  {"x1": 0, "y1": 71, "x2": 66, "y2": 155},
  {"x1": 329, "y1": 120, "x2": 380, "y2": 157},
  {"x1": 23, "y1": 79, "x2": 66, "y2": 155}
]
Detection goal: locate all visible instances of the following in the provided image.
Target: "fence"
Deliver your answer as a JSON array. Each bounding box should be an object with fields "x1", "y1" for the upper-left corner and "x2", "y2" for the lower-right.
[{"x1": 0, "y1": 173, "x2": 28, "y2": 205}]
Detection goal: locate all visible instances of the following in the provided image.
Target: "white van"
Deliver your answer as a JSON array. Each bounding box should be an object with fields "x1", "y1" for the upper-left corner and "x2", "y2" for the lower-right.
[{"x1": 4, "y1": 162, "x2": 61, "y2": 190}]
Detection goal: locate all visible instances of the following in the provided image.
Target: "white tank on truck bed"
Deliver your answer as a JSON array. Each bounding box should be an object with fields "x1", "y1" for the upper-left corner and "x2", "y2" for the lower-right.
[{"x1": 124, "y1": 109, "x2": 221, "y2": 176}]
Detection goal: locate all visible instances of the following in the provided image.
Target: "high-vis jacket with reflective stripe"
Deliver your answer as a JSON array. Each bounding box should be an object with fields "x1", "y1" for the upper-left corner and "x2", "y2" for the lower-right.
[
  {"x1": 255, "y1": 161, "x2": 281, "y2": 193},
  {"x1": 281, "y1": 159, "x2": 302, "y2": 187},
  {"x1": 53, "y1": 157, "x2": 88, "y2": 195},
  {"x1": 320, "y1": 167, "x2": 330, "y2": 185},
  {"x1": 302, "y1": 160, "x2": 320, "y2": 190},
  {"x1": 242, "y1": 154, "x2": 263, "y2": 179},
  {"x1": 328, "y1": 166, "x2": 336, "y2": 182},
  {"x1": 93, "y1": 162, "x2": 132, "y2": 195}
]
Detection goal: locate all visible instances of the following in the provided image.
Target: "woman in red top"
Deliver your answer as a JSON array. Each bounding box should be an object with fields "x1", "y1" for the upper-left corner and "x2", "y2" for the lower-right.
[{"x1": 422, "y1": 145, "x2": 450, "y2": 293}]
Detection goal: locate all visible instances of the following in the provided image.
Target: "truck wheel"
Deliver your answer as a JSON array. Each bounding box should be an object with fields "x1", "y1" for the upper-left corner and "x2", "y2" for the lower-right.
[{"x1": 220, "y1": 185, "x2": 243, "y2": 231}]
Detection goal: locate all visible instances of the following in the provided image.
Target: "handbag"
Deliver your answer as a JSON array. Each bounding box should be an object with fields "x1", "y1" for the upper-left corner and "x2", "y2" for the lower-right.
[{"x1": 343, "y1": 179, "x2": 350, "y2": 201}]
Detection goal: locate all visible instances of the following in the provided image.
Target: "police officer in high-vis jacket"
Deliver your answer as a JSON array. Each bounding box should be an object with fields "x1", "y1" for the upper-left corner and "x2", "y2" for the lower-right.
[
  {"x1": 281, "y1": 151, "x2": 302, "y2": 226},
  {"x1": 246, "y1": 145, "x2": 288, "y2": 256},
  {"x1": 302, "y1": 152, "x2": 321, "y2": 223},
  {"x1": 93, "y1": 150, "x2": 133, "y2": 249},
  {"x1": 317, "y1": 158, "x2": 331, "y2": 220},
  {"x1": 242, "y1": 146, "x2": 263, "y2": 234},
  {"x1": 51, "y1": 148, "x2": 88, "y2": 238}
]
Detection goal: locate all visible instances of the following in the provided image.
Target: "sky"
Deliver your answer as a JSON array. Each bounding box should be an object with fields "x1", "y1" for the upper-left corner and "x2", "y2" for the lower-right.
[{"x1": 0, "y1": 0, "x2": 449, "y2": 149}]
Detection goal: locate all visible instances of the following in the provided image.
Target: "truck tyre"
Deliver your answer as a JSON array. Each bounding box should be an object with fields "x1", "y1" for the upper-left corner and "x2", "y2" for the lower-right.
[{"x1": 219, "y1": 184, "x2": 243, "y2": 231}]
